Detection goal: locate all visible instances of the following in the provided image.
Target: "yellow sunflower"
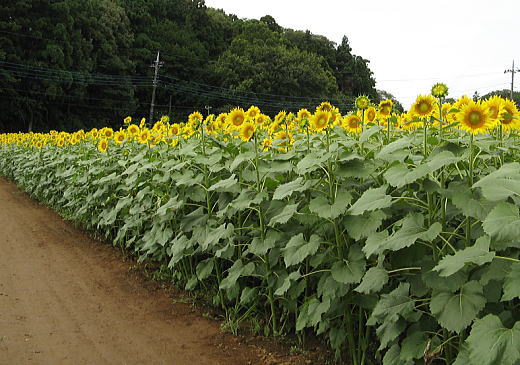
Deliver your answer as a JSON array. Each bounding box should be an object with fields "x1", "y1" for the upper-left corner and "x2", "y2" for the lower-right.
[
  {"x1": 246, "y1": 106, "x2": 261, "y2": 120},
  {"x1": 274, "y1": 111, "x2": 287, "y2": 124},
  {"x1": 355, "y1": 95, "x2": 370, "y2": 110},
  {"x1": 484, "y1": 95, "x2": 504, "y2": 120},
  {"x1": 316, "y1": 101, "x2": 333, "y2": 112},
  {"x1": 124, "y1": 116, "x2": 132, "y2": 124},
  {"x1": 240, "y1": 122, "x2": 256, "y2": 141},
  {"x1": 114, "y1": 131, "x2": 126, "y2": 145},
  {"x1": 98, "y1": 138, "x2": 109, "y2": 153},
  {"x1": 456, "y1": 100, "x2": 495, "y2": 134},
  {"x1": 170, "y1": 124, "x2": 180, "y2": 136},
  {"x1": 410, "y1": 95, "x2": 437, "y2": 119},
  {"x1": 343, "y1": 114, "x2": 362, "y2": 133},
  {"x1": 227, "y1": 108, "x2": 246, "y2": 127},
  {"x1": 500, "y1": 98, "x2": 520, "y2": 131},
  {"x1": 188, "y1": 111, "x2": 203, "y2": 125},
  {"x1": 431, "y1": 83, "x2": 449, "y2": 98},
  {"x1": 297, "y1": 108, "x2": 311, "y2": 120},
  {"x1": 379, "y1": 99, "x2": 393, "y2": 117},
  {"x1": 310, "y1": 111, "x2": 331, "y2": 131},
  {"x1": 138, "y1": 129, "x2": 150, "y2": 144},
  {"x1": 453, "y1": 95, "x2": 472, "y2": 111},
  {"x1": 127, "y1": 124, "x2": 140, "y2": 137},
  {"x1": 366, "y1": 106, "x2": 377, "y2": 124}
]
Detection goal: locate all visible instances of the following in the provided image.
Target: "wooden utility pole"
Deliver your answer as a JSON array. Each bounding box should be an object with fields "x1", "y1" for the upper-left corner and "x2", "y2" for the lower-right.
[
  {"x1": 204, "y1": 105, "x2": 212, "y2": 116},
  {"x1": 149, "y1": 51, "x2": 163, "y2": 124},
  {"x1": 168, "y1": 95, "x2": 173, "y2": 115},
  {"x1": 504, "y1": 60, "x2": 520, "y2": 100}
]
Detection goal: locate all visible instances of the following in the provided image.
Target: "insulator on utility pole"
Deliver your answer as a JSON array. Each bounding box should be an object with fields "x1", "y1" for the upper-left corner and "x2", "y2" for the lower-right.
[
  {"x1": 149, "y1": 51, "x2": 164, "y2": 125},
  {"x1": 504, "y1": 59, "x2": 520, "y2": 100}
]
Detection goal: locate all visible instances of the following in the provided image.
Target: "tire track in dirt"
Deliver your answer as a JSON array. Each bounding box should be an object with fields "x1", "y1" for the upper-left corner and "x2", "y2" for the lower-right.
[{"x1": 0, "y1": 178, "x2": 276, "y2": 365}]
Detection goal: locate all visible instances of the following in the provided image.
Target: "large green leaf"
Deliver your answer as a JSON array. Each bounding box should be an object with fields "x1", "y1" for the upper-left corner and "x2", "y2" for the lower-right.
[
  {"x1": 268, "y1": 203, "x2": 299, "y2": 226},
  {"x1": 449, "y1": 181, "x2": 494, "y2": 220},
  {"x1": 282, "y1": 234, "x2": 321, "y2": 267},
  {"x1": 363, "y1": 213, "x2": 441, "y2": 257},
  {"x1": 156, "y1": 196, "x2": 183, "y2": 216},
  {"x1": 433, "y1": 235, "x2": 495, "y2": 277},
  {"x1": 473, "y1": 162, "x2": 520, "y2": 201},
  {"x1": 368, "y1": 283, "x2": 414, "y2": 326},
  {"x1": 375, "y1": 136, "x2": 412, "y2": 163},
  {"x1": 355, "y1": 266, "x2": 389, "y2": 294},
  {"x1": 344, "y1": 210, "x2": 386, "y2": 240},
  {"x1": 219, "y1": 260, "x2": 256, "y2": 290},
  {"x1": 273, "y1": 177, "x2": 312, "y2": 200},
  {"x1": 430, "y1": 281, "x2": 486, "y2": 333},
  {"x1": 295, "y1": 152, "x2": 329, "y2": 175},
  {"x1": 309, "y1": 190, "x2": 352, "y2": 220},
  {"x1": 502, "y1": 262, "x2": 520, "y2": 301},
  {"x1": 208, "y1": 174, "x2": 238, "y2": 192},
  {"x1": 331, "y1": 245, "x2": 366, "y2": 284},
  {"x1": 348, "y1": 185, "x2": 393, "y2": 216},
  {"x1": 482, "y1": 202, "x2": 520, "y2": 241},
  {"x1": 466, "y1": 315, "x2": 520, "y2": 365}
]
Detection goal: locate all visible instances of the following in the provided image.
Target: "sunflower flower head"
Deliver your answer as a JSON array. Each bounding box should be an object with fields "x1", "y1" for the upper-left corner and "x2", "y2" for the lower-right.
[
  {"x1": 97, "y1": 138, "x2": 109, "y2": 153},
  {"x1": 124, "y1": 116, "x2": 132, "y2": 124},
  {"x1": 246, "y1": 105, "x2": 261, "y2": 120},
  {"x1": 499, "y1": 98, "x2": 520, "y2": 131},
  {"x1": 240, "y1": 121, "x2": 256, "y2": 142},
  {"x1": 379, "y1": 99, "x2": 393, "y2": 117},
  {"x1": 310, "y1": 110, "x2": 331, "y2": 131},
  {"x1": 431, "y1": 83, "x2": 449, "y2": 98},
  {"x1": 366, "y1": 106, "x2": 377, "y2": 124},
  {"x1": 410, "y1": 95, "x2": 437, "y2": 119},
  {"x1": 456, "y1": 100, "x2": 495, "y2": 135},
  {"x1": 342, "y1": 114, "x2": 362, "y2": 134},
  {"x1": 227, "y1": 108, "x2": 246, "y2": 128},
  {"x1": 355, "y1": 95, "x2": 370, "y2": 110},
  {"x1": 484, "y1": 95, "x2": 504, "y2": 120}
]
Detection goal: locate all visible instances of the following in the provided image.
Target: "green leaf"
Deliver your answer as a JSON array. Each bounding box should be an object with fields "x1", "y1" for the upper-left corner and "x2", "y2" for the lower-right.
[
  {"x1": 502, "y1": 263, "x2": 520, "y2": 301},
  {"x1": 331, "y1": 245, "x2": 366, "y2": 284},
  {"x1": 219, "y1": 260, "x2": 255, "y2": 290},
  {"x1": 282, "y1": 234, "x2": 321, "y2": 267},
  {"x1": 466, "y1": 314, "x2": 520, "y2": 365},
  {"x1": 368, "y1": 283, "x2": 414, "y2": 326},
  {"x1": 196, "y1": 258, "x2": 214, "y2": 280},
  {"x1": 355, "y1": 266, "x2": 389, "y2": 294},
  {"x1": 383, "y1": 344, "x2": 413, "y2": 365},
  {"x1": 229, "y1": 151, "x2": 255, "y2": 171},
  {"x1": 483, "y1": 202, "x2": 520, "y2": 241},
  {"x1": 433, "y1": 235, "x2": 495, "y2": 277},
  {"x1": 473, "y1": 162, "x2": 520, "y2": 201},
  {"x1": 348, "y1": 185, "x2": 393, "y2": 216},
  {"x1": 156, "y1": 196, "x2": 183, "y2": 216},
  {"x1": 400, "y1": 331, "x2": 429, "y2": 361},
  {"x1": 376, "y1": 136, "x2": 412, "y2": 162},
  {"x1": 430, "y1": 281, "x2": 486, "y2": 333},
  {"x1": 268, "y1": 203, "x2": 299, "y2": 226},
  {"x1": 272, "y1": 177, "x2": 312, "y2": 200},
  {"x1": 345, "y1": 210, "x2": 386, "y2": 240},
  {"x1": 295, "y1": 152, "x2": 329, "y2": 175},
  {"x1": 274, "y1": 271, "x2": 301, "y2": 296},
  {"x1": 449, "y1": 181, "x2": 494, "y2": 220},
  {"x1": 360, "y1": 125, "x2": 382, "y2": 143},
  {"x1": 309, "y1": 190, "x2": 352, "y2": 220},
  {"x1": 208, "y1": 174, "x2": 238, "y2": 192},
  {"x1": 363, "y1": 213, "x2": 441, "y2": 257}
]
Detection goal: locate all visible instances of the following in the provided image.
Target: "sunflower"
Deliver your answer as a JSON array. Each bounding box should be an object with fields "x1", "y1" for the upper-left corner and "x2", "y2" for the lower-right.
[
  {"x1": 246, "y1": 106, "x2": 261, "y2": 120},
  {"x1": 343, "y1": 114, "x2": 362, "y2": 133},
  {"x1": 297, "y1": 108, "x2": 311, "y2": 120},
  {"x1": 103, "y1": 128, "x2": 114, "y2": 139},
  {"x1": 138, "y1": 129, "x2": 150, "y2": 144},
  {"x1": 453, "y1": 95, "x2": 472, "y2": 111},
  {"x1": 98, "y1": 138, "x2": 109, "y2": 153},
  {"x1": 431, "y1": 83, "x2": 449, "y2": 98},
  {"x1": 90, "y1": 128, "x2": 99, "y2": 139},
  {"x1": 355, "y1": 95, "x2": 370, "y2": 110},
  {"x1": 127, "y1": 124, "x2": 140, "y2": 137},
  {"x1": 240, "y1": 122, "x2": 256, "y2": 141},
  {"x1": 500, "y1": 98, "x2": 520, "y2": 131},
  {"x1": 484, "y1": 95, "x2": 504, "y2": 120},
  {"x1": 56, "y1": 138, "x2": 65, "y2": 147},
  {"x1": 366, "y1": 106, "x2": 377, "y2": 124},
  {"x1": 160, "y1": 115, "x2": 170, "y2": 123},
  {"x1": 410, "y1": 95, "x2": 437, "y2": 119},
  {"x1": 310, "y1": 111, "x2": 331, "y2": 131},
  {"x1": 261, "y1": 137, "x2": 272, "y2": 151},
  {"x1": 274, "y1": 111, "x2": 287, "y2": 124},
  {"x1": 456, "y1": 100, "x2": 495, "y2": 134},
  {"x1": 255, "y1": 114, "x2": 269, "y2": 125},
  {"x1": 114, "y1": 131, "x2": 126, "y2": 145},
  {"x1": 188, "y1": 111, "x2": 203, "y2": 125},
  {"x1": 170, "y1": 124, "x2": 180, "y2": 136},
  {"x1": 227, "y1": 108, "x2": 246, "y2": 127},
  {"x1": 379, "y1": 99, "x2": 393, "y2": 117},
  {"x1": 140, "y1": 118, "x2": 146, "y2": 128},
  {"x1": 124, "y1": 116, "x2": 132, "y2": 124},
  {"x1": 316, "y1": 101, "x2": 333, "y2": 112}
]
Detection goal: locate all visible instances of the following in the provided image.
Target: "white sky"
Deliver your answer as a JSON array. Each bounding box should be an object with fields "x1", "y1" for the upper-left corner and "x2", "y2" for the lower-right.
[{"x1": 205, "y1": 0, "x2": 520, "y2": 108}]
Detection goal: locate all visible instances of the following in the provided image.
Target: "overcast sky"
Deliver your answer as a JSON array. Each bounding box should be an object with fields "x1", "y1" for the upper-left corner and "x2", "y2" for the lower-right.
[{"x1": 205, "y1": 0, "x2": 519, "y2": 108}]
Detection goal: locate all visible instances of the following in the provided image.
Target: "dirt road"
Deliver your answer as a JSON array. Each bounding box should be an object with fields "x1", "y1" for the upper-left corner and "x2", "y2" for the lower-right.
[{"x1": 0, "y1": 178, "x2": 309, "y2": 365}]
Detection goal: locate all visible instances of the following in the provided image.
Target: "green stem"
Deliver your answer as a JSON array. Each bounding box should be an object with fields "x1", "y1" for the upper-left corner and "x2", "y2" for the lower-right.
[{"x1": 466, "y1": 133, "x2": 474, "y2": 246}]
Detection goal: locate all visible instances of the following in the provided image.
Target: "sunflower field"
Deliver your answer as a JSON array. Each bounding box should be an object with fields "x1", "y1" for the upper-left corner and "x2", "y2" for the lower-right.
[{"x1": 1, "y1": 85, "x2": 519, "y2": 365}]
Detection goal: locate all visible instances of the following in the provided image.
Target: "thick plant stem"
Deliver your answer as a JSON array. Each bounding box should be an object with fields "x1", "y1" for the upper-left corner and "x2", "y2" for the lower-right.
[{"x1": 466, "y1": 133, "x2": 474, "y2": 246}]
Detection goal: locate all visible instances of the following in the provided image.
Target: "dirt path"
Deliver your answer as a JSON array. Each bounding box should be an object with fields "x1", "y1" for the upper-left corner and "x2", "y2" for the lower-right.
[{"x1": 0, "y1": 178, "x2": 312, "y2": 365}]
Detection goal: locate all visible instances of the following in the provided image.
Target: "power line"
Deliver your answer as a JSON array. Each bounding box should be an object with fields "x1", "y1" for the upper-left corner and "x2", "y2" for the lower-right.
[{"x1": 504, "y1": 60, "x2": 520, "y2": 100}]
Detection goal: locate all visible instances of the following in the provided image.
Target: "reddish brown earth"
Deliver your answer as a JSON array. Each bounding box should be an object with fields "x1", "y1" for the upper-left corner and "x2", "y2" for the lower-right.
[{"x1": 0, "y1": 178, "x2": 327, "y2": 365}]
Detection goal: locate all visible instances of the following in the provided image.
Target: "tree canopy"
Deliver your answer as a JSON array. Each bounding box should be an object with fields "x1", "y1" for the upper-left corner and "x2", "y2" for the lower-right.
[{"x1": 0, "y1": 0, "x2": 378, "y2": 132}]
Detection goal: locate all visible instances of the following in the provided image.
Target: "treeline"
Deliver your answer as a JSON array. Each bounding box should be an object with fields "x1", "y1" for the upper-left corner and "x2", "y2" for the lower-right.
[{"x1": 0, "y1": 0, "x2": 379, "y2": 132}]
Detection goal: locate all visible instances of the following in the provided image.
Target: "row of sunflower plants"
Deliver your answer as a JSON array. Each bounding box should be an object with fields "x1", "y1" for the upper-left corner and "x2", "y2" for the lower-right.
[{"x1": 0, "y1": 85, "x2": 519, "y2": 365}]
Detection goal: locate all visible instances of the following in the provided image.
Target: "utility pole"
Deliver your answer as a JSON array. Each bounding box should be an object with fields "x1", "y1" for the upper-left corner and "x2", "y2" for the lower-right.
[
  {"x1": 204, "y1": 105, "x2": 212, "y2": 117},
  {"x1": 149, "y1": 51, "x2": 163, "y2": 124},
  {"x1": 504, "y1": 60, "x2": 520, "y2": 100},
  {"x1": 168, "y1": 95, "x2": 172, "y2": 116}
]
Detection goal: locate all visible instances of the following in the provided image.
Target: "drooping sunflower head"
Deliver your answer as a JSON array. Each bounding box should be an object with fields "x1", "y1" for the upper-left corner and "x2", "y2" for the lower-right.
[
  {"x1": 316, "y1": 101, "x2": 333, "y2": 113},
  {"x1": 431, "y1": 83, "x2": 449, "y2": 98},
  {"x1": 274, "y1": 110, "x2": 287, "y2": 124},
  {"x1": 366, "y1": 106, "x2": 377, "y2": 123},
  {"x1": 139, "y1": 118, "x2": 146, "y2": 128},
  {"x1": 310, "y1": 110, "x2": 331, "y2": 131},
  {"x1": 500, "y1": 98, "x2": 520, "y2": 131},
  {"x1": 124, "y1": 116, "x2": 132, "y2": 124},
  {"x1": 246, "y1": 105, "x2": 261, "y2": 120},
  {"x1": 379, "y1": 99, "x2": 393, "y2": 116},
  {"x1": 483, "y1": 95, "x2": 504, "y2": 120},
  {"x1": 240, "y1": 121, "x2": 256, "y2": 142},
  {"x1": 98, "y1": 138, "x2": 109, "y2": 153},
  {"x1": 227, "y1": 108, "x2": 246, "y2": 127},
  {"x1": 355, "y1": 95, "x2": 370, "y2": 110},
  {"x1": 410, "y1": 95, "x2": 437, "y2": 119},
  {"x1": 160, "y1": 115, "x2": 170, "y2": 123},
  {"x1": 456, "y1": 100, "x2": 495, "y2": 134}
]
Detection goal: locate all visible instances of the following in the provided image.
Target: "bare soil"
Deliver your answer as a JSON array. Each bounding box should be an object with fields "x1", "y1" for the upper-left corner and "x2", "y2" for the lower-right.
[{"x1": 0, "y1": 177, "x2": 328, "y2": 365}]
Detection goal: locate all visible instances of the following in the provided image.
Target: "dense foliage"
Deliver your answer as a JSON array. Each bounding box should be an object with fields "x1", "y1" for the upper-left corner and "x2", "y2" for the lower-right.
[
  {"x1": 0, "y1": 0, "x2": 377, "y2": 132},
  {"x1": 1, "y1": 92, "x2": 519, "y2": 364}
]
